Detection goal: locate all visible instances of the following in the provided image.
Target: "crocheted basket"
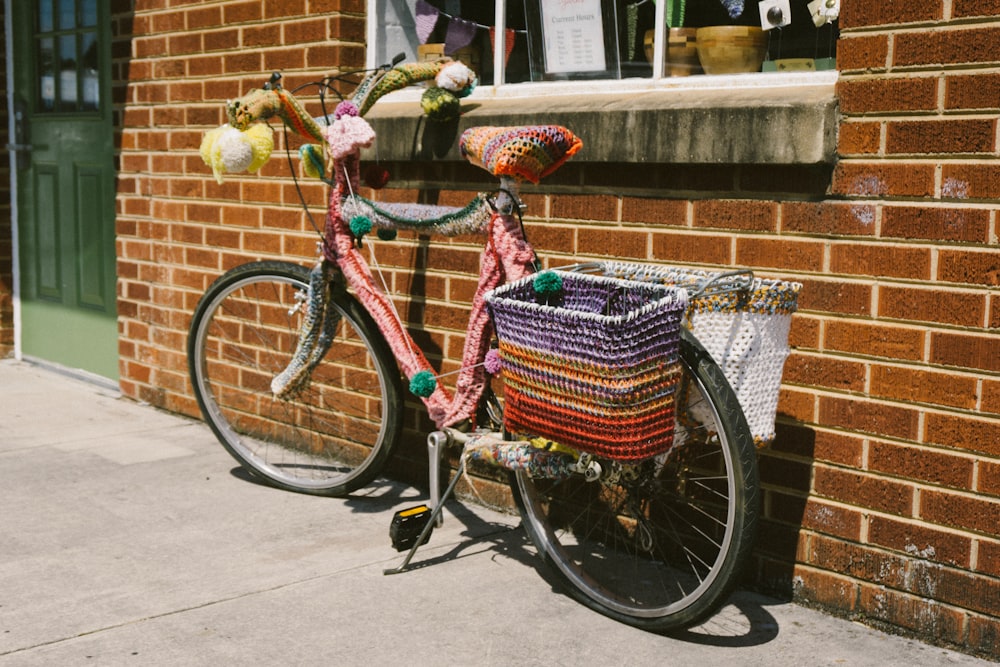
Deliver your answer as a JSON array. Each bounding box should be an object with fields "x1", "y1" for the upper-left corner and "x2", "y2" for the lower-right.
[
  {"x1": 486, "y1": 271, "x2": 687, "y2": 461},
  {"x1": 600, "y1": 261, "x2": 801, "y2": 446}
]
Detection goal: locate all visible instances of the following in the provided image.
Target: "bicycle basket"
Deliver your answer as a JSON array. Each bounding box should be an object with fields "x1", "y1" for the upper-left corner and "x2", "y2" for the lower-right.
[
  {"x1": 600, "y1": 261, "x2": 801, "y2": 446},
  {"x1": 486, "y1": 271, "x2": 687, "y2": 461}
]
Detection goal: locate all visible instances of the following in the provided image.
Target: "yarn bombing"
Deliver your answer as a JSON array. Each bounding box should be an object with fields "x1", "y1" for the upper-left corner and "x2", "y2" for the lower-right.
[
  {"x1": 409, "y1": 370, "x2": 437, "y2": 398},
  {"x1": 324, "y1": 115, "x2": 375, "y2": 160},
  {"x1": 435, "y1": 61, "x2": 477, "y2": 97},
  {"x1": 421, "y1": 87, "x2": 460, "y2": 122},
  {"x1": 484, "y1": 348, "x2": 502, "y2": 375},
  {"x1": 349, "y1": 215, "x2": 373, "y2": 238},
  {"x1": 460, "y1": 125, "x2": 583, "y2": 184},
  {"x1": 532, "y1": 271, "x2": 563, "y2": 296},
  {"x1": 334, "y1": 100, "x2": 359, "y2": 119},
  {"x1": 199, "y1": 123, "x2": 274, "y2": 184},
  {"x1": 299, "y1": 144, "x2": 325, "y2": 179}
]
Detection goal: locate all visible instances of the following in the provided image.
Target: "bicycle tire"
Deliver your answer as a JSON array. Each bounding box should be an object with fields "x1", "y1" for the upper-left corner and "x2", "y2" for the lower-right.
[
  {"x1": 188, "y1": 261, "x2": 403, "y2": 496},
  {"x1": 510, "y1": 329, "x2": 759, "y2": 631}
]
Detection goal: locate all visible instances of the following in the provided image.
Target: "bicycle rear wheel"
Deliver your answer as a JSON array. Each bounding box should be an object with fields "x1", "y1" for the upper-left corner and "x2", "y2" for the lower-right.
[
  {"x1": 188, "y1": 261, "x2": 402, "y2": 496},
  {"x1": 511, "y1": 329, "x2": 758, "y2": 631}
]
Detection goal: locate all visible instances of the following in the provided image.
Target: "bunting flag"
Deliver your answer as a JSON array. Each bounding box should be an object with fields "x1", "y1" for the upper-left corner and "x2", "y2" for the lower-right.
[
  {"x1": 414, "y1": 0, "x2": 440, "y2": 44},
  {"x1": 444, "y1": 16, "x2": 478, "y2": 54},
  {"x1": 489, "y1": 27, "x2": 517, "y2": 66}
]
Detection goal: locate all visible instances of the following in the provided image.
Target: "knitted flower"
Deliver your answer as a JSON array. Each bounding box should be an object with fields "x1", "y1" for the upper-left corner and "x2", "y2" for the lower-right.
[
  {"x1": 324, "y1": 115, "x2": 375, "y2": 160},
  {"x1": 435, "y1": 61, "x2": 477, "y2": 98},
  {"x1": 200, "y1": 122, "x2": 274, "y2": 184}
]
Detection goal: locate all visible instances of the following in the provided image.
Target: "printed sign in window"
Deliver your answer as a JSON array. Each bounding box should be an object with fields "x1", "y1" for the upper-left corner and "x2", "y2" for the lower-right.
[{"x1": 539, "y1": 0, "x2": 607, "y2": 74}]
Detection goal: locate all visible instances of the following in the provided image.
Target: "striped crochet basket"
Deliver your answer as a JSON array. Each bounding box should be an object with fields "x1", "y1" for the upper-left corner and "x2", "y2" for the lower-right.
[
  {"x1": 600, "y1": 261, "x2": 801, "y2": 446},
  {"x1": 486, "y1": 271, "x2": 687, "y2": 461}
]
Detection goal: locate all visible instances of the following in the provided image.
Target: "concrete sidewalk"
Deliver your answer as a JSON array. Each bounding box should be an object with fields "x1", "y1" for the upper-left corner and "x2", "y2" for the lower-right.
[{"x1": 0, "y1": 359, "x2": 991, "y2": 666}]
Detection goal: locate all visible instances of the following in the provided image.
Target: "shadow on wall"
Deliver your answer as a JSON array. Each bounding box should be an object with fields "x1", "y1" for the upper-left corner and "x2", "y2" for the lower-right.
[{"x1": 750, "y1": 421, "x2": 815, "y2": 600}]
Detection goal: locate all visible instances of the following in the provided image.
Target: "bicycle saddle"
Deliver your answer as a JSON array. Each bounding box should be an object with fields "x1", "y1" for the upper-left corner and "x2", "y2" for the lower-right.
[{"x1": 459, "y1": 125, "x2": 582, "y2": 184}]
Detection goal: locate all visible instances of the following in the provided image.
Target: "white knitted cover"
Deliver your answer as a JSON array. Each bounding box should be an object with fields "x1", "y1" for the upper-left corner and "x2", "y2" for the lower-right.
[{"x1": 599, "y1": 262, "x2": 801, "y2": 445}]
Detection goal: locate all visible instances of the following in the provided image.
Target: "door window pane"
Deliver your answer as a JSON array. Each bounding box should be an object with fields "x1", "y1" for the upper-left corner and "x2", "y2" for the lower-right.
[
  {"x1": 81, "y1": 32, "x2": 99, "y2": 110},
  {"x1": 38, "y1": 37, "x2": 56, "y2": 111},
  {"x1": 81, "y1": 0, "x2": 98, "y2": 27},
  {"x1": 38, "y1": 0, "x2": 54, "y2": 32},
  {"x1": 58, "y1": 34, "x2": 78, "y2": 111},
  {"x1": 57, "y1": 0, "x2": 76, "y2": 30}
]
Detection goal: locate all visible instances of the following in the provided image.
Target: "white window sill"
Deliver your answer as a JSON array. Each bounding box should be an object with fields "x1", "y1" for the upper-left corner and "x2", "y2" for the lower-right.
[{"x1": 364, "y1": 71, "x2": 839, "y2": 166}]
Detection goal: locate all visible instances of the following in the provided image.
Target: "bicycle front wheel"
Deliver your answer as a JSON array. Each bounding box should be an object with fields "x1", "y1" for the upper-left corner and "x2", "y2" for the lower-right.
[
  {"x1": 188, "y1": 261, "x2": 403, "y2": 496},
  {"x1": 511, "y1": 329, "x2": 759, "y2": 631}
]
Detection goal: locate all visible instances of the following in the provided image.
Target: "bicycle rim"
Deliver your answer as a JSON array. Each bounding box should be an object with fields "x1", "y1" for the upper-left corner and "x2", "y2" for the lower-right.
[
  {"x1": 512, "y1": 331, "x2": 758, "y2": 631},
  {"x1": 188, "y1": 261, "x2": 402, "y2": 496}
]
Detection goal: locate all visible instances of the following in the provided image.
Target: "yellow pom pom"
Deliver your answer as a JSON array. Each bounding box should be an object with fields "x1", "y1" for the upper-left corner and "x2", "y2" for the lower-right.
[{"x1": 244, "y1": 122, "x2": 274, "y2": 173}]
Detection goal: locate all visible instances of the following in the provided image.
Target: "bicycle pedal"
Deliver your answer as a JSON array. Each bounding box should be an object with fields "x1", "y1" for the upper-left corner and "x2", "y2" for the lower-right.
[{"x1": 389, "y1": 504, "x2": 434, "y2": 552}]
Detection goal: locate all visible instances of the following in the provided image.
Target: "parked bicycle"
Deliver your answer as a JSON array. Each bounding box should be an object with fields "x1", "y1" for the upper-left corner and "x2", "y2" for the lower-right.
[{"x1": 188, "y1": 56, "x2": 799, "y2": 631}]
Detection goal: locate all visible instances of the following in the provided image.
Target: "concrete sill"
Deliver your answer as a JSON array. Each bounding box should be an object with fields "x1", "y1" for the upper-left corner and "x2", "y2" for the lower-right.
[{"x1": 363, "y1": 71, "x2": 839, "y2": 167}]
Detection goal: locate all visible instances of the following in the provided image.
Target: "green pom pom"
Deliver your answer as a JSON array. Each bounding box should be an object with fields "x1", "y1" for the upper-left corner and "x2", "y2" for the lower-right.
[
  {"x1": 376, "y1": 227, "x2": 398, "y2": 241},
  {"x1": 420, "y1": 87, "x2": 460, "y2": 122},
  {"x1": 409, "y1": 370, "x2": 437, "y2": 398},
  {"x1": 349, "y1": 215, "x2": 372, "y2": 238},
  {"x1": 533, "y1": 271, "x2": 563, "y2": 296}
]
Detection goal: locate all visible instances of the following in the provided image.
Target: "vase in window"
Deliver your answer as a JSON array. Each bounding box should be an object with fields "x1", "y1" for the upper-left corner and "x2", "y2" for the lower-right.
[
  {"x1": 695, "y1": 25, "x2": 767, "y2": 74},
  {"x1": 643, "y1": 0, "x2": 702, "y2": 77}
]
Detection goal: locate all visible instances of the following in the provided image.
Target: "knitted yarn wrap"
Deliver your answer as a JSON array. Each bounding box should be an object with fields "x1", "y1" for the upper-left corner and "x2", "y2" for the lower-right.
[
  {"x1": 460, "y1": 125, "x2": 583, "y2": 184},
  {"x1": 341, "y1": 195, "x2": 493, "y2": 237}
]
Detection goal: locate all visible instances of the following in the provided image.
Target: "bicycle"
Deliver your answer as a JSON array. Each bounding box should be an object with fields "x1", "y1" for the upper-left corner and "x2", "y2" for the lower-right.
[{"x1": 187, "y1": 57, "x2": 779, "y2": 631}]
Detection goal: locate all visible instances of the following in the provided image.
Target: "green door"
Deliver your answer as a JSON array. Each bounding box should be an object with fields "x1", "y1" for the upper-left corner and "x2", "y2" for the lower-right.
[{"x1": 12, "y1": 0, "x2": 118, "y2": 380}]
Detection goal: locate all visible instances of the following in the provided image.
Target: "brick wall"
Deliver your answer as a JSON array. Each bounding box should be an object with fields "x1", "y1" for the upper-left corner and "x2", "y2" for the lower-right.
[{"x1": 114, "y1": 0, "x2": 999, "y2": 658}]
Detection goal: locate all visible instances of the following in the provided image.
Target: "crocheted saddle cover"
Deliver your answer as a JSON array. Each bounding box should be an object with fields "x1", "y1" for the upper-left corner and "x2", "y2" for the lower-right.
[{"x1": 459, "y1": 125, "x2": 582, "y2": 184}]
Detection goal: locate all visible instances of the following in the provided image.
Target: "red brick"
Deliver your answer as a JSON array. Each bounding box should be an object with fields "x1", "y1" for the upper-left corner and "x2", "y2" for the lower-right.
[
  {"x1": 967, "y1": 614, "x2": 1000, "y2": 661},
  {"x1": 881, "y1": 205, "x2": 991, "y2": 243},
  {"x1": 984, "y1": 379, "x2": 1000, "y2": 416},
  {"x1": 577, "y1": 227, "x2": 647, "y2": 260},
  {"x1": 895, "y1": 27, "x2": 1000, "y2": 67},
  {"x1": 832, "y1": 162, "x2": 936, "y2": 198},
  {"x1": 813, "y1": 463, "x2": 916, "y2": 514},
  {"x1": 945, "y1": 72, "x2": 1000, "y2": 110},
  {"x1": 886, "y1": 119, "x2": 996, "y2": 155},
  {"x1": 621, "y1": 197, "x2": 687, "y2": 226},
  {"x1": 868, "y1": 515, "x2": 972, "y2": 568},
  {"x1": 858, "y1": 585, "x2": 966, "y2": 646},
  {"x1": 924, "y1": 412, "x2": 1000, "y2": 457},
  {"x1": 837, "y1": 34, "x2": 889, "y2": 71},
  {"x1": 782, "y1": 353, "x2": 866, "y2": 393},
  {"x1": 838, "y1": 121, "x2": 882, "y2": 155},
  {"x1": 801, "y1": 499, "x2": 865, "y2": 540},
  {"x1": 942, "y1": 163, "x2": 1000, "y2": 200},
  {"x1": 830, "y1": 242, "x2": 931, "y2": 280},
  {"x1": 879, "y1": 285, "x2": 985, "y2": 327},
  {"x1": 782, "y1": 202, "x2": 876, "y2": 236},
  {"x1": 870, "y1": 365, "x2": 979, "y2": 411},
  {"x1": 841, "y1": 2, "x2": 943, "y2": 28},
  {"x1": 735, "y1": 237, "x2": 824, "y2": 272},
  {"x1": 922, "y1": 488, "x2": 1000, "y2": 535},
  {"x1": 693, "y1": 200, "x2": 778, "y2": 232},
  {"x1": 954, "y1": 0, "x2": 1000, "y2": 18},
  {"x1": 824, "y1": 320, "x2": 924, "y2": 361},
  {"x1": 930, "y1": 331, "x2": 1000, "y2": 373},
  {"x1": 550, "y1": 194, "x2": 618, "y2": 222},
  {"x1": 796, "y1": 278, "x2": 872, "y2": 316},
  {"x1": 792, "y1": 565, "x2": 859, "y2": 611},
  {"x1": 980, "y1": 539, "x2": 1000, "y2": 576},
  {"x1": 837, "y1": 76, "x2": 939, "y2": 114},
  {"x1": 651, "y1": 232, "x2": 731, "y2": 266},
  {"x1": 980, "y1": 460, "x2": 1000, "y2": 498},
  {"x1": 869, "y1": 439, "x2": 975, "y2": 488},
  {"x1": 937, "y1": 248, "x2": 1000, "y2": 286},
  {"x1": 819, "y1": 395, "x2": 921, "y2": 442}
]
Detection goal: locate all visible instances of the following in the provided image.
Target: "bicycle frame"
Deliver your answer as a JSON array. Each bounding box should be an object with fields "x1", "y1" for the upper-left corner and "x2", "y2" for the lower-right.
[{"x1": 323, "y1": 158, "x2": 537, "y2": 430}]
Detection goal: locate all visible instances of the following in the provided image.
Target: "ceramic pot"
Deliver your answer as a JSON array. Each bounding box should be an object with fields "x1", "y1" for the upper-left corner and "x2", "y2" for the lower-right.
[
  {"x1": 644, "y1": 28, "x2": 703, "y2": 77},
  {"x1": 695, "y1": 26, "x2": 767, "y2": 75}
]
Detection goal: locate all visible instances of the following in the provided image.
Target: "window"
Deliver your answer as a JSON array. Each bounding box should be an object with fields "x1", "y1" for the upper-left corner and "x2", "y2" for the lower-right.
[{"x1": 368, "y1": 0, "x2": 839, "y2": 86}]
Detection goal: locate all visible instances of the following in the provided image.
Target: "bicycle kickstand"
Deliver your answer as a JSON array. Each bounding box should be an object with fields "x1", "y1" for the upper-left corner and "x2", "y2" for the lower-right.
[{"x1": 383, "y1": 431, "x2": 465, "y2": 575}]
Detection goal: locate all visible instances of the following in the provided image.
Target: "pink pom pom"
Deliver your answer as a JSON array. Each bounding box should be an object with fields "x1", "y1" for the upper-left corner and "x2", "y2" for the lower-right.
[
  {"x1": 334, "y1": 100, "x2": 359, "y2": 119},
  {"x1": 484, "y1": 349, "x2": 502, "y2": 375}
]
